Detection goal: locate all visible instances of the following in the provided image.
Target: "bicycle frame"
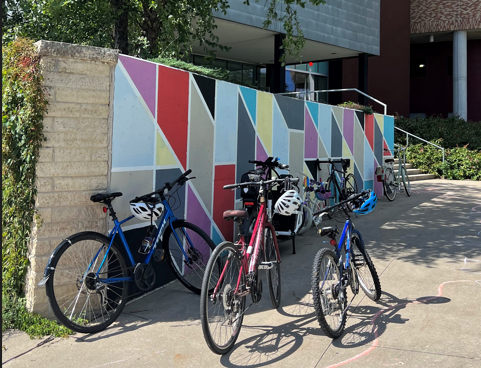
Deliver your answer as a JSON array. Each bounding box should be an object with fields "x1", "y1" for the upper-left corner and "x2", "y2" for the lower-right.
[
  {"x1": 92, "y1": 198, "x2": 195, "y2": 285},
  {"x1": 212, "y1": 200, "x2": 281, "y2": 298}
]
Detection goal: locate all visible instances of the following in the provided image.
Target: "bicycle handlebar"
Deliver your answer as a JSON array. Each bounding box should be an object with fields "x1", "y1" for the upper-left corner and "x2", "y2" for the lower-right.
[
  {"x1": 249, "y1": 157, "x2": 289, "y2": 170},
  {"x1": 131, "y1": 169, "x2": 193, "y2": 203},
  {"x1": 313, "y1": 190, "x2": 370, "y2": 217},
  {"x1": 223, "y1": 177, "x2": 299, "y2": 190}
]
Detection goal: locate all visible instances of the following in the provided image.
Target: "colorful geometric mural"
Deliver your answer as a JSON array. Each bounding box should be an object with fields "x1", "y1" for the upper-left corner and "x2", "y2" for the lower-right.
[{"x1": 111, "y1": 55, "x2": 394, "y2": 244}]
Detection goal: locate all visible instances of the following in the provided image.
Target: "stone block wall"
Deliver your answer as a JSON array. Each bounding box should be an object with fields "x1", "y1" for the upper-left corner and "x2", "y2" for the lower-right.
[{"x1": 25, "y1": 41, "x2": 119, "y2": 317}]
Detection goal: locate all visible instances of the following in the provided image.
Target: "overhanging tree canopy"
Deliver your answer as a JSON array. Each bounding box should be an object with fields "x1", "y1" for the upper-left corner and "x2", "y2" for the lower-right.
[{"x1": 3, "y1": 0, "x2": 325, "y2": 64}]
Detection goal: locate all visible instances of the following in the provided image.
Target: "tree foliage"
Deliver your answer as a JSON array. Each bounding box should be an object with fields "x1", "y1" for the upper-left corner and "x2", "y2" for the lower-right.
[{"x1": 3, "y1": 0, "x2": 325, "y2": 63}]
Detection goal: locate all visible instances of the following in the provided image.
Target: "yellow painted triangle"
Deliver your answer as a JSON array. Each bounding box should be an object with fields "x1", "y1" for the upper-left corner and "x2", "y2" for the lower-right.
[
  {"x1": 156, "y1": 131, "x2": 177, "y2": 166},
  {"x1": 342, "y1": 140, "x2": 354, "y2": 176},
  {"x1": 375, "y1": 114, "x2": 384, "y2": 133}
]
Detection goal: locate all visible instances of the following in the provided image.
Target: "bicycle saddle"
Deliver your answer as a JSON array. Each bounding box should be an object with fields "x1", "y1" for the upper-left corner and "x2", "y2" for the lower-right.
[
  {"x1": 385, "y1": 158, "x2": 394, "y2": 163},
  {"x1": 223, "y1": 209, "x2": 248, "y2": 221},
  {"x1": 319, "y1": 226, "x2": 339, "y2": 238},
  {"x1": 90, "y1": 192, "x2": 123, "y2": 203}
]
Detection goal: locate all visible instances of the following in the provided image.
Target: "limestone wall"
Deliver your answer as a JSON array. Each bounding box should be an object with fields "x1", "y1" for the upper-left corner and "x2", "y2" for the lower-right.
[{"x1": 26, "y1": 41, "x2": 119, "y2": 316}]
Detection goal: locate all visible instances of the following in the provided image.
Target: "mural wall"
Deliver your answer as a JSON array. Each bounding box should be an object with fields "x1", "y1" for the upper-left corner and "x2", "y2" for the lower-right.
[{"x1": 111, "y1": 55, "x2": 394, "y2": 245}]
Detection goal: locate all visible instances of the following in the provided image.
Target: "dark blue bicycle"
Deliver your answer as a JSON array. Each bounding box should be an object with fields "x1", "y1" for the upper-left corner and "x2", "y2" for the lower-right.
[
  {"x1": 40, "y1": 170, "x2": 216, "y2": 333},
  {"x1": 311, "y1": 190, "x2": 381, "y2": 338}
]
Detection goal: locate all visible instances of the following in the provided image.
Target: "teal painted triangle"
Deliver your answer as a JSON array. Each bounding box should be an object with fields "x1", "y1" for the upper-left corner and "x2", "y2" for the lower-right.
[
  {"x1": 306, "y1": 101, "x2": 319, "y2": 129},
  {"x1": 240, "y1": 86, "x2": 257, "y2": 126},
  {"x1": 212, "y1": 226, "x2": 224, "y2": 246}
]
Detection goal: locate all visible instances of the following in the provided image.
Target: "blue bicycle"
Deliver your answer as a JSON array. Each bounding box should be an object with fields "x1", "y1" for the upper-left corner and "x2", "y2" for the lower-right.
[
  {"x1": 41, "y1": 170, "x2": 216, "y2": 333},
  {"x1": 311, "y1": 190, "x2": 381, "y2": 338}
]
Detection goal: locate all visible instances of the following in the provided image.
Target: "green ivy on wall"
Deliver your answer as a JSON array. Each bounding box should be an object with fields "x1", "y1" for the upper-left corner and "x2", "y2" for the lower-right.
[{"x1": 2, "y1": 37, "x2": 70, "y2": 337}]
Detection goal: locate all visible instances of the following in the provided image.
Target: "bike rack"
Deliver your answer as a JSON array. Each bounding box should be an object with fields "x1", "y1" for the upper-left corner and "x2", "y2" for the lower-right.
[{"x1": 394, "y1": 126, "x2": 445, "y2": 177}]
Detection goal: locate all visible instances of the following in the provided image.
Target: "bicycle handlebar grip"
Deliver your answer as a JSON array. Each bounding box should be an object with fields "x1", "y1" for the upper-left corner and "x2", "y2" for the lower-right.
[{"x1": 223, "y1": 183, "x2": 239, "y2": 190}]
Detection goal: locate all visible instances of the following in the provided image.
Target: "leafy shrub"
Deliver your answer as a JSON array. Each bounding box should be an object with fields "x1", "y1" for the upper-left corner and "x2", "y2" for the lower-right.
[
  {"x1": 148, "y1": 57, "x2": 256, "y2": 88},
  {"x1": 407, "y1": 140, "x2": 481, "y2": 180},
  {"x1": 395, "y1": 115, "x2": 481, "y2": 150},
  {"x1": 338, "y1": 101, "x2": 374, "y2": 115},
  {"x1": 2, "y1": 37, "x2": 72, "y2": 337}
]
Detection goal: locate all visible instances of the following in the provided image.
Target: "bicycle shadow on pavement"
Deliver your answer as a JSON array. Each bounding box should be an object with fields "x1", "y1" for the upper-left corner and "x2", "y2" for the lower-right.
[
  {"x1": 331, "y1": 290, "x2": 451, "y2": 350},
  {"x1": 219, "y1": 313, "x2": 322, "y2": 368},
  {"x1": 70, "y1": 283, "x2": 204, "y2": 343}
]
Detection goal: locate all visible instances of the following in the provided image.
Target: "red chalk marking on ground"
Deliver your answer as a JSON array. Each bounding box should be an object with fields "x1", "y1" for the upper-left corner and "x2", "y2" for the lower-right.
[{"x1": 325, "y1": 280, "x2": 471, "y2": 368}]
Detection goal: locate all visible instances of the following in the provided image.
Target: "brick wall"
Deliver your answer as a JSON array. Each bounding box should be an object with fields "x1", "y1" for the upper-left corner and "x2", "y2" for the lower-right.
[{"x1": 25, "y1": 41, "x2": 118, "y2": 317}]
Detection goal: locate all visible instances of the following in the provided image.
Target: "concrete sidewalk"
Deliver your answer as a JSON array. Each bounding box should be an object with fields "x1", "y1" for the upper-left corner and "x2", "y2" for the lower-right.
[{"x1": 3, "y1": 179, "x2": 481, "y2": 368}]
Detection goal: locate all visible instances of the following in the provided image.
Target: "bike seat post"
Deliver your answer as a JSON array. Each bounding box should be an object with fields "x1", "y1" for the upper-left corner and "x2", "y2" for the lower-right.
[{"x1": 105, "y1": 201, "x2": 118, "y2": 222}]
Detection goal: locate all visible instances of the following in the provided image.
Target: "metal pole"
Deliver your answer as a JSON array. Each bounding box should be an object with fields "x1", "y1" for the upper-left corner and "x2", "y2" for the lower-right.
[
  {"x1": 406, "y1": 133, "x2": 409, "y2": 147},
  {"x1": 442, "y1": 149, "x2": 445, "y2": 178}
]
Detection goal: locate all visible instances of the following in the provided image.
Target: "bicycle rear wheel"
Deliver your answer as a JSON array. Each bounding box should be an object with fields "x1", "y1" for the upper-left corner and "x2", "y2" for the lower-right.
[
  {"x1": 383, "y1": 168, "x2": 397, "y2": 201},
  {"x1": 200, "y1": 241, "x2": 246, "y2": 355},
  {"x1": 401, "y1": 166, "x2": 412, "y2": 197},
  {"x1": 311, "y1": 248, "x2": 347, "y2": 338},
  {"x1": 265, "y1": 227, "x2": 281, "y2": 308},
  {"x1": 350, "y1": 230, "x2": 381, "y2": 301},
  {"x1": 163, "y1": 220, "x2": 216, "y2": 295},
  {"x1": 45, "y1": 232, "x2": 129, "y2": 333}
]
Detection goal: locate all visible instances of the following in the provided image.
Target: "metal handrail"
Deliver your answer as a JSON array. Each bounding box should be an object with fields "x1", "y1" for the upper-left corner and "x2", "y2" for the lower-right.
[
  {"x1": 395, "y1": 126, "x2": 445, "y2": 177},
  {"x1": 277, "y1": 88, "x2": 387, "y2": 115}
]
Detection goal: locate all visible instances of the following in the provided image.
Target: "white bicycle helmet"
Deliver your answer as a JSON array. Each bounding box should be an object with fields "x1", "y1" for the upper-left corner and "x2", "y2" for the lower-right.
[
  {"x1": 130, "y1": 202, "x2": 164, "y2": 222},
  {"x1": 275, "y1": 190, "x2": 302, "y2": 216}
]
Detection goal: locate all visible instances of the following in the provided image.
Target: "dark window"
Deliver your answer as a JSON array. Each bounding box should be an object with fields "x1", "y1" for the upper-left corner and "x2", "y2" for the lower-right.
[
  {"x1": 447, "y1": 56, "x2": 453, "y2": 76},
  {"x1": 410, "y1": 58, "x2": 427, "y2": 77}
]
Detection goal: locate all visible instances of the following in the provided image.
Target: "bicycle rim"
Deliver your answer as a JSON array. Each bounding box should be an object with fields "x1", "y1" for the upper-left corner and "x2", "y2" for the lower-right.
[
  {"x1": 46, "y1": 234, "x2": 128, "y2": 333},
  {"x1": 325, "y1": 178, "x2": 337, "y2": 218},
  {"x1": 401, "y1": 167, "x2": 412, "y2": 196},
  {"x1": 351, "y1": 231, "x2": 381, "y2": 301},
  {"x1": 383, "y1": 168, "x2": 396, "y2": 201},
  {"x1": 265, "y1": 227, "x2": 281, "y2": 308},
  {"x1": 311, "y1": 248, "x2": 346, "y2": 338},
  {"x1": 200, "y1": 242, "x2": 246, "y2": 355},
  {"x1": 344, "y1": 174, "x2": 358, "y2": 211},
  {"x1": 165, "y1": 221, "x2": 216, "y2": 294}
]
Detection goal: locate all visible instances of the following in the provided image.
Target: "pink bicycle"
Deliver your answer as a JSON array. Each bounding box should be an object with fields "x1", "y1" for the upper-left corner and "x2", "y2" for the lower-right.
[{"x1": 200, "y1": 172, "x2": 299, "y2": 354}]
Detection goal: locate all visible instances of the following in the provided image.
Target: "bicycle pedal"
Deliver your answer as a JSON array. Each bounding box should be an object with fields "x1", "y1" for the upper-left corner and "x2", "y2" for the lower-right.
[{"x1": 258, "y1": 262, "x2": 274, "y2": 270}]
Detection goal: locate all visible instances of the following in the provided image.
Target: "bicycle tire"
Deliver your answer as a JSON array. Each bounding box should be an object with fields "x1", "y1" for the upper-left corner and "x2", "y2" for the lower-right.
[
  {"x1": 401, "y1": 166, "x2": 412, "y2": 197},
  {"x1": 200, "y1": 241, "x2": 246, "y2": 355},
  {"x1": 297, "y1": 204, "x2": 312, "y2": 235},
  {"x1": 265, "y1": 227, "x2": 281, "y2": 308},
  {"x1": 383, "y1": 168, "x2": 397, "y2": 201},
  {"x1": 45, "y1": 232, "x2": 129, "y2": 333},
  {"x1": 311, "y1": 248, "x2": 347, "y2": 338},
  {"x1": 324, "y1": 178, "x2": 337, "y2": 219},
  {"x1": 163, "y1": 220, "x2": 216, "y2": 295},
  {"x1": 311, "y1": 195, "x2": 324, "y2": 222},
  {"x1": 350, "y1": 230, "x2": 381, "y2": 301},
  {"x1": 344, "y1": 173, "x2": 358, "y2": 211}
]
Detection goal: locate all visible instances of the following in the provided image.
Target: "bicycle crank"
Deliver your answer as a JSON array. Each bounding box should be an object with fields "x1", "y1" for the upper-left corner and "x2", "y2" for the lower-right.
[{"x1": 134, "y1": 262, "x2": 156, "y2": 291}]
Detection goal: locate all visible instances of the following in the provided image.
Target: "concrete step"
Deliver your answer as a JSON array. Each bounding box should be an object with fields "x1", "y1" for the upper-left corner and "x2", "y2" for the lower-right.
[
  {"x1": 394, "y1": 168, "x2": 423, "y2": 176},
  {"x1": 392, "y1": 163, "x2": 413, "y2": 170},
  {"x1": 408, "y1": 173, "x2": 437, "y2": 181}
]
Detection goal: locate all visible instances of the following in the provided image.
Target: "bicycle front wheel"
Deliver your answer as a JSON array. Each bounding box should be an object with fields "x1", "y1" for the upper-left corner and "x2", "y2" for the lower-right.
[
  {"x1": 351, "y1": 230, "x2": 381, "y2": 301},
  {"x1": 163, "y1": 220, "x2": 216, "y2": 295},
  {"x1": 45, "y1": 232, "x2": 129, "y2": 333},
  {"x1": 311, "y1": 248, "x2": 347, "y2": 338},
  {"x1": 297, "y1": 204, "x2": 312, "y2": 235},
  {"x1": 383, "y1": 168, "x2": 397, "y2": 201},
  {"x1": 265, "y1": 227, "x2": 281, "y2": 308},
  {"x1": 344, "y1": 173, "x2": 358, "y2": 211},
  {"x1": 401, "y1": 166, "x2": 412, "y2": 197},
  {"x1": 324, "y1": 178, "x2": 337, "y2": 219},
  {"x1": 200, "y1": 241, "x2": 246, "y2": 355}
]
